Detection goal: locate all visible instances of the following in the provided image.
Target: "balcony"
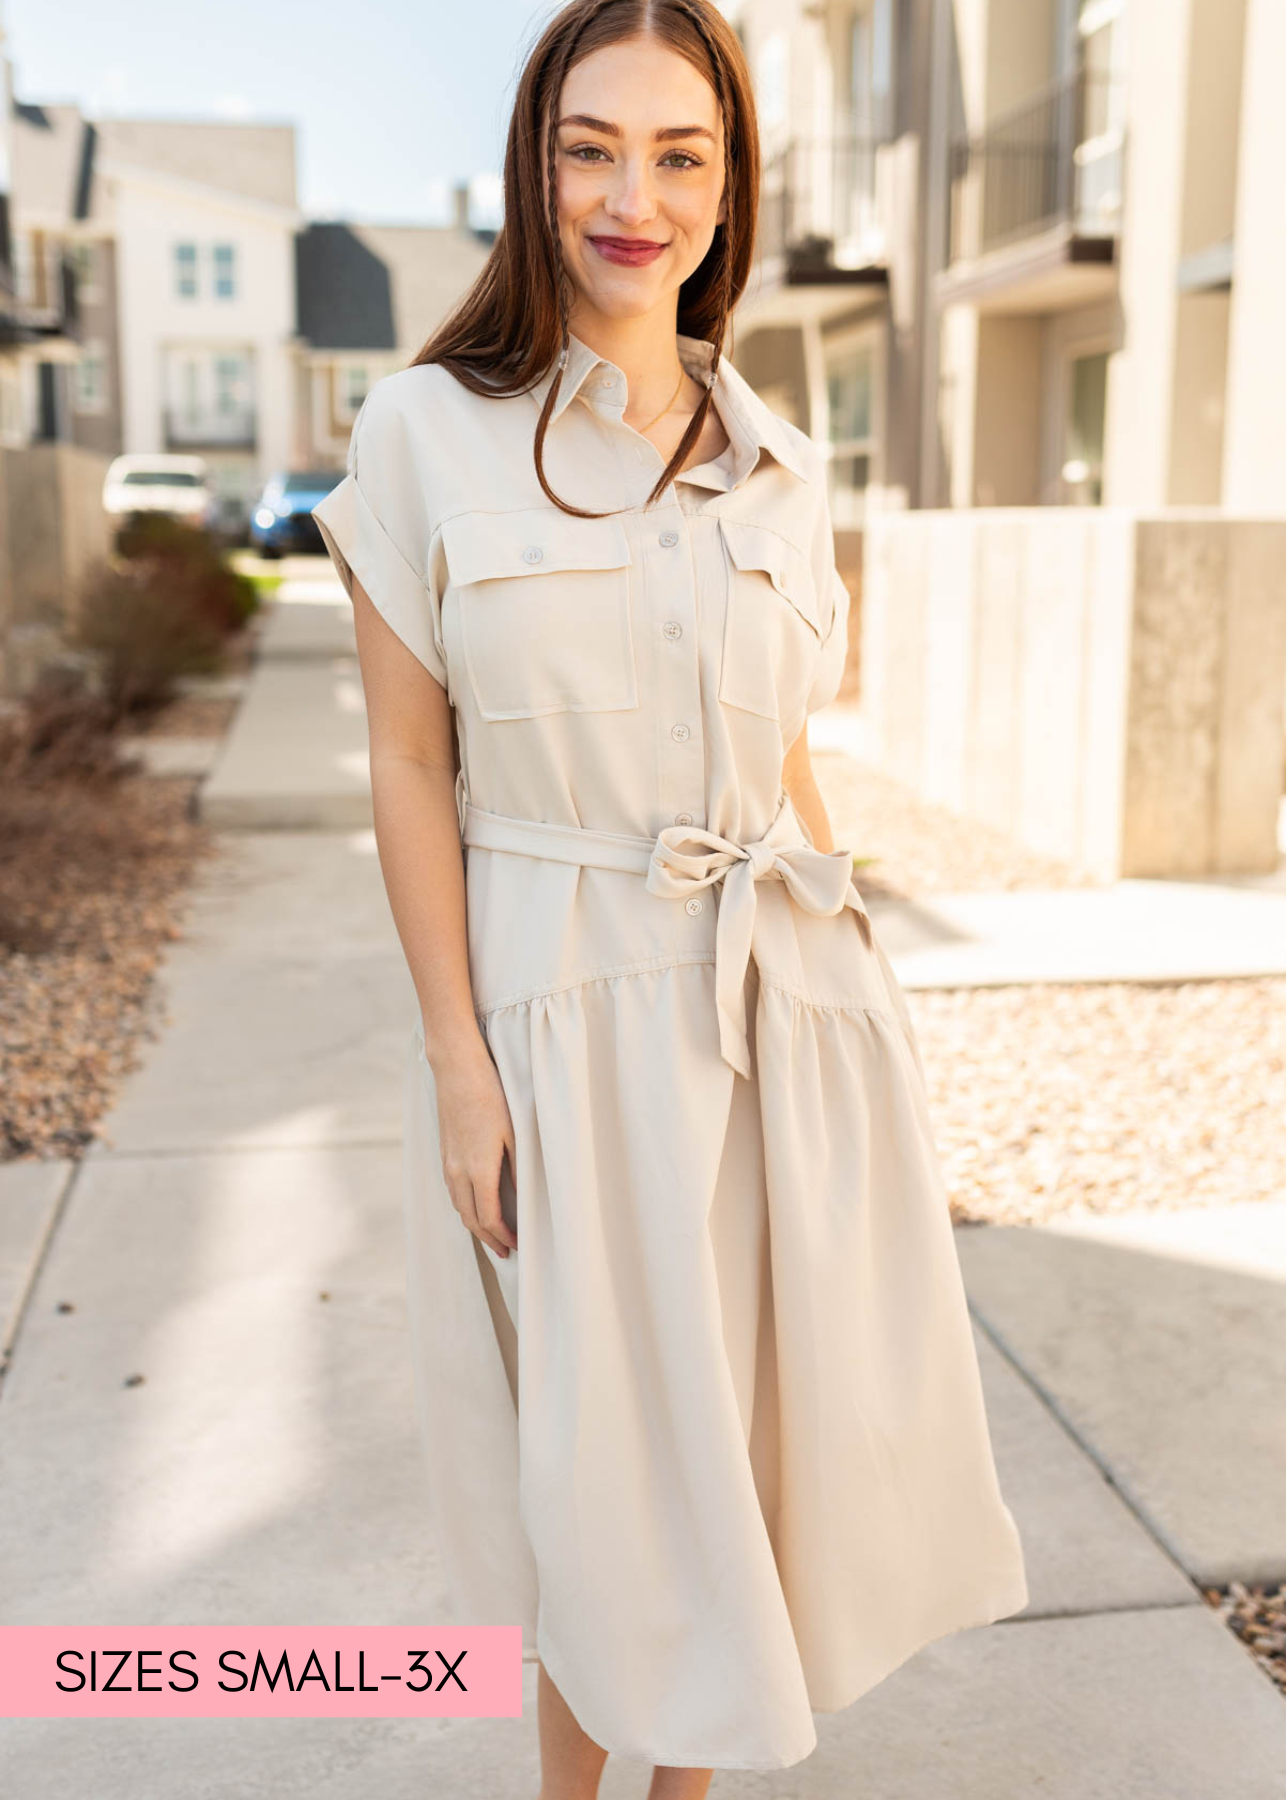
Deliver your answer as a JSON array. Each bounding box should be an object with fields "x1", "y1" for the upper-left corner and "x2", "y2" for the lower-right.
[
  {"x1": 757, "y1": 136, "x2": 890, "y2": 287},
  {"x1": 943, "y1": 67, "x2": 1123, "y2": 312},
  {"x1": 163, "y1": 408, "x2": 257, "y2": 451},
  {"x1": 0, "y1": 246, "x2": 82, "y2": 352}
]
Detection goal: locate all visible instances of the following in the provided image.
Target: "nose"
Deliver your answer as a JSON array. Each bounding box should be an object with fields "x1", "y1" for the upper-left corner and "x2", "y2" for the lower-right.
[{"x1": 604, "y1": 156, "x2": 659, "y2": 227}]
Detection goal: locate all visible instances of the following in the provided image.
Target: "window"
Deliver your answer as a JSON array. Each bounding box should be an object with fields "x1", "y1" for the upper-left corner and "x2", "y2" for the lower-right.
[
  {"x1": 1075, "y1": 0, "x2": 1126, "y2": 234},
  {"x1": 344, "y1": 365, "x2": 369, "y2": 413},
  {"x1": 846, "y1": 0, "x2": 893, "y2": 140},
  {"x1": 824, "y1": 326, "x2": 882, "y2": 529},
  {"x1": 214, "y1": 355, "x2": 245, "y2": 416},
  {"x1": 174, "y1": 243, "x2": 198, "y2": 300},
  {"x1": 67, "y1": 241, "x2": 101, "y2": 302},
  {"x1": 123, "y1": 468, "x2": 202, "y2": 488},
  {"x1": 212, "y1": 243, "x2": 236, "y2": 300},
  {"x1": 1061, "y1": 348, "x2": 1109, "y2": 504},
  {"x1": 72, "y1": 340, "x2": 107, "y2": 413}
]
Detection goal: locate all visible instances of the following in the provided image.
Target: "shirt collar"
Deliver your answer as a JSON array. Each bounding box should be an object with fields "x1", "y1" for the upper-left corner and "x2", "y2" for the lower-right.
[{"x1": 528, "y1": 328, "x2": 809, "y2": 486}]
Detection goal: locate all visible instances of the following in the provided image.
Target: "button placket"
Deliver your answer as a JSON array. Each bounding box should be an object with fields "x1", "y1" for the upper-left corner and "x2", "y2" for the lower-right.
[{"x1": 645, "y1": 504, "x2": 704, "y2": 848}]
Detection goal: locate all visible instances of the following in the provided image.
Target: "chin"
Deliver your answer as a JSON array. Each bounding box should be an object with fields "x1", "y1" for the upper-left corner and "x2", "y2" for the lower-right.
[{"x1": 576, "y1": 282, "x2": 668, "y2": 322}]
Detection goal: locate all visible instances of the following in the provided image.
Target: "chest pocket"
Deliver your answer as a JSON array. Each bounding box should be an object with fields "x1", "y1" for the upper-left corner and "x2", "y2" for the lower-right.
[
  {"x1": 441, "y1": 508, "x2": 637, "y2": 721},
  {"x1": 717, "y1": 517, "x2": 822, "y2": 723}
]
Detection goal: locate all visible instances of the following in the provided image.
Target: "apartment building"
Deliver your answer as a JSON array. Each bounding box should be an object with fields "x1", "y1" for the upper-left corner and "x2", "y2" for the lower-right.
[
  {"x1": 727, "y1": 0, "x2": 1286, "y2": 520},
  {"x1": 3, "y1": 97, "x2": 85, "y2": 444}
]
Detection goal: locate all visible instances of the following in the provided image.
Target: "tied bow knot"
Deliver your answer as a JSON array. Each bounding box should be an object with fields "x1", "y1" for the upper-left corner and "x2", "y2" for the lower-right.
[{"x1": 644, "y1": 804, "x2": 869, "y2": 1079}]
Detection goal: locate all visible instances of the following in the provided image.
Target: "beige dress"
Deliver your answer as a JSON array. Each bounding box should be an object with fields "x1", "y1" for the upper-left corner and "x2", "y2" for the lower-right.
[{"x1": 312, "y1": 329, "x2": 1029, "y2": 1772}]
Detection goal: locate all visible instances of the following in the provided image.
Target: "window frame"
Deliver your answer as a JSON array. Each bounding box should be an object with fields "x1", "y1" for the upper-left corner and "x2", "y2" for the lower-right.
[
  {"x1": 821, "y1": 317, "x2": 885, "y2": 531},
  {"x1": 1058, "y1": 338, "x2": 1112, "y2": 506},
  {"x1": 174, "y1": 242, "x2": 199, "y2": 301}
]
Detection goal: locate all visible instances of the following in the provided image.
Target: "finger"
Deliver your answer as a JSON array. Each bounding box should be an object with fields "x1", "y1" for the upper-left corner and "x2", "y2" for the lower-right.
[
  {"x1": 460, "y1": 1179, "x2": 513, "y2": 1259},
  {"x1": 475, "y1": 1161, "x2": 518, "y2": 1252}
]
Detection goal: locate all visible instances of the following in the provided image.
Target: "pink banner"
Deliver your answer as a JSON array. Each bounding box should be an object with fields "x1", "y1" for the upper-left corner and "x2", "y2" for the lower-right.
[{"x1": 0, "y1": 1627, "x2": 523, "y2": 1718}]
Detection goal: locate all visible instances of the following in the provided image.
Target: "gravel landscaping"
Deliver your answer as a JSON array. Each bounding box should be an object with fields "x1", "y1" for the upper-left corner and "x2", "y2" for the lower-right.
[
  {"x1": 0, "y1": 767, "x2": 217, "y2": 1160},
  {"x1": 1205, "y1": 1582, "x2": 1286, "y2": 1701},
  {"x1": 814, "y1": 748, "x2": 1286, "y2": 1229},
  {"x1": 905, "y1": 974, "x2": 1285, "y2": 1226}
]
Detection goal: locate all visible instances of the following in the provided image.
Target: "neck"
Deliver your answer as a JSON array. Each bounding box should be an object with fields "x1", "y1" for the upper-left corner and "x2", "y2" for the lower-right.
[{"x1": 565, "y1": 303, "x2": 706, "y2": 423}]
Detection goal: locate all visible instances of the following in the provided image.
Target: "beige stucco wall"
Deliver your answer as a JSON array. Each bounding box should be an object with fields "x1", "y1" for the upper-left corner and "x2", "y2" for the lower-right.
[
  {"x1": 1104, "y1": 0, "x2": 1247, "y2": 508},
  {"x1": 862, "y1": 507, "x2": 1286, "y2": 878},
  {"x1": 1223, "y1": 0, "x2": 1286, "y2": 513},
  {"x1": 972, "y1": 315, "x2": 1043, "y2": 505}
]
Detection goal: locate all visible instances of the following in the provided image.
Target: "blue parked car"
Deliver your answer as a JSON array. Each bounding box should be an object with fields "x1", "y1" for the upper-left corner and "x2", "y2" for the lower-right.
[{"x1": 250, "y1": 468, "x2": 343, "y2": 557}]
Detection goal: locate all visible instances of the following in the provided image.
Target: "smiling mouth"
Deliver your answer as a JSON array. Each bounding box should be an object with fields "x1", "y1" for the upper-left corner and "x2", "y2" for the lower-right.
[{"x1": 587, "y1": 235, "x2": 670, "y2": 262}]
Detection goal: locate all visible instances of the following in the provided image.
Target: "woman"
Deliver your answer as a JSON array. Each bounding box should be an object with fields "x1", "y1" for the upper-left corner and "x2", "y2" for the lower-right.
[{"x1": 313, "y1": 2, "x2": 1029, "y2": 1794}]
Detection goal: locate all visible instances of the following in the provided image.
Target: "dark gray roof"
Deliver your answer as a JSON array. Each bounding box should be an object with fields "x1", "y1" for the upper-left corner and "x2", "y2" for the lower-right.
[{"x1": 295, "y1": 220, "x2": 494, "y2": 354}]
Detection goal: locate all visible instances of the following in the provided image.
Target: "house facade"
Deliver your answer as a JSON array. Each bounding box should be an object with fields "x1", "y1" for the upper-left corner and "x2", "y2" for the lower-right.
[
  {"x1": 292, "y1": 185, "x2": 493, "y2": 469},
  {"x1": 84, "y1": 117, "x2": 302, "y2": 516}
]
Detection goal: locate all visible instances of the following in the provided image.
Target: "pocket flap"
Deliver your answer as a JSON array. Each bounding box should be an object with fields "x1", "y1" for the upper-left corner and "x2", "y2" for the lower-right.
[
  {"x1": 718, "y1": 518, "x2": 821, "y2": 635},
  {"x1": 441, "y1": 508, "x2": 633, "y2": 587}
]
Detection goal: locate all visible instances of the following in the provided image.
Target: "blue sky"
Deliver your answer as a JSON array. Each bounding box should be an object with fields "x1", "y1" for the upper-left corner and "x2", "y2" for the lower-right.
[{"x1": 5, "y1": 0, "x2": 566, "y2": 225}]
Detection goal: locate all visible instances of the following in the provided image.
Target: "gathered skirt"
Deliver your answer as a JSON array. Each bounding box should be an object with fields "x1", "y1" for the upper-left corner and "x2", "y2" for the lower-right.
[{"x1": 399, "y1": 917, "x2": 1029, "y2": 1771}]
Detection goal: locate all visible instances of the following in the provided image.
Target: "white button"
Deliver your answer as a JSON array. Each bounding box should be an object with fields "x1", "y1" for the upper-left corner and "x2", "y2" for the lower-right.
[
  {"x1": 597, "y1": 374, "x2": 615, "y2": 390},
  {"x1": 684, "y1": 897, "x2": 703, "y2": 916},
  {"x1": 670, "y1": 722, "x2": 690, "y2": 742},
  {"x1": 662, "y1": 620, "x2": 682, "y2": 640},
  {"x1": 675, "y1": 811, "x2": 693, "y2": 826},
  {"x1": 522, "y1": 546, "x2": 543, "y2": 564},
  {"x1": 659, "y1": 530, "x2": 679, "y2": 547}
]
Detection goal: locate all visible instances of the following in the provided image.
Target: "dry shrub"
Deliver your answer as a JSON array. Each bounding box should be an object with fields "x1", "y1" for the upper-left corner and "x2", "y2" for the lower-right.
[
  {"x1": 0, "y1": 665, "x2": 138, "y2": 786},
  {"x1": 70, "y1": 555, "x2": 227, "y2": 719},
  {"x1": 114, "y1": 514, "x2": 259, "y2": 635}
]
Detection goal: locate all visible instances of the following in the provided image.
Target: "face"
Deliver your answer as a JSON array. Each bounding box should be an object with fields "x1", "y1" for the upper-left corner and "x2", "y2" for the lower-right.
[{"x1": 550, "y1": 35, "x2": 727, "y2": 327}]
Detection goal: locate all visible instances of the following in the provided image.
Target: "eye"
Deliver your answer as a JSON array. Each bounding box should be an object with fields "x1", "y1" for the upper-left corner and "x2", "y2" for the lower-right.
[
  {"x1": 566, "y1": 143, "x2": 610, "y2": 162},
  {"x1": 661, "y1": 150, "x2": 703, "y2": 169}
]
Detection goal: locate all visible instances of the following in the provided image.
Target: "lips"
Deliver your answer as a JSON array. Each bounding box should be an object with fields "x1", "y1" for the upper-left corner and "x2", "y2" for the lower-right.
[{"x1": 589, "y1": 235, "x2": 670, "y2": 266}]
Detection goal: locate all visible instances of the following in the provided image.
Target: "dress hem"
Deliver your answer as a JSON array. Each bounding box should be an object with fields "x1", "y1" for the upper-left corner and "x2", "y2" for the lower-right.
[{"x1": 529, "y1": 1570, "x2": 1031, "y2": 1772}]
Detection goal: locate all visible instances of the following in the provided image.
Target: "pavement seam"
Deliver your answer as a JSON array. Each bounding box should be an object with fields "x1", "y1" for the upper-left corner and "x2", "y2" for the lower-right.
[
  {"x1": 0, "y1": 1159, "x2": 84, "y2": 1401},
  {"x1": 965, "y1": 1288, "x2": 1207, "y2": 1596}
]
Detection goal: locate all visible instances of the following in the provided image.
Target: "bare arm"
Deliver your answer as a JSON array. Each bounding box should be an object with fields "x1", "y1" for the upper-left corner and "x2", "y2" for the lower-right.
[
  {"x1": 351, "y1": 573, "x2": 517, "y2": 1257},
  {"x1": 782, "y1": 720, "x2": 835, "y2": 852}
]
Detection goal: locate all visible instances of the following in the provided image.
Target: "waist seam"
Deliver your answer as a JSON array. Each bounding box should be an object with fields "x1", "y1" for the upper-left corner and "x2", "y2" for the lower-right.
[{"x1": 471, "y1": 950, "x2": 719, "y2": 1019}]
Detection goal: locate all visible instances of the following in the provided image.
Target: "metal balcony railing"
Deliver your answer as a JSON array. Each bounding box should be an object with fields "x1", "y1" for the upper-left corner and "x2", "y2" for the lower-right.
[
  {"x1": 758, "y1": 136, "x2": 888, "y2": 275},
  {"x1": 949, "y1": 67, "x2": 1124, "y2": 262},
  {"x1": 163, "y1": 408, "x2": 257, "y2": 450}
]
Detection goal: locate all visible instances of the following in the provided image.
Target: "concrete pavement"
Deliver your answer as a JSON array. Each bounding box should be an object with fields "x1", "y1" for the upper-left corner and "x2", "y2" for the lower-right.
[{"x1": 2, "y1": 562, "x2": 1283, "y2": 1796}]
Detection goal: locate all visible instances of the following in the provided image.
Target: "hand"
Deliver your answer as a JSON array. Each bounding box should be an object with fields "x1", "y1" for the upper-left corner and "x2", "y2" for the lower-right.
[{"x1": 431, "y1": 1038, "x2": 519, "y2": 1259}]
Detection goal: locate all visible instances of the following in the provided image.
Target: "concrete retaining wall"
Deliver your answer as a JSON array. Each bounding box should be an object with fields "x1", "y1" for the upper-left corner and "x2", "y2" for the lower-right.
[
  {"x1": 0, "y1": 442, "x2": 114, "y2": 696},
  {"x1": 861, "y1": 508, "x2": 1286, "y2": 878}
]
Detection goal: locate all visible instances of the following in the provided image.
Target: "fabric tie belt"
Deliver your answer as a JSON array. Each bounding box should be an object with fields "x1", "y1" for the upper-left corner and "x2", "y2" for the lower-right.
[{"x1": 461, "y1": 793, "x2": 872, "y2": 1080}]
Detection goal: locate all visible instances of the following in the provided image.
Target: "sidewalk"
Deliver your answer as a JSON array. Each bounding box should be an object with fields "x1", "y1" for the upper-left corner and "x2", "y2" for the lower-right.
[{"x1": 2, "y1": 564, "x2": 1283, "y2": 1796}]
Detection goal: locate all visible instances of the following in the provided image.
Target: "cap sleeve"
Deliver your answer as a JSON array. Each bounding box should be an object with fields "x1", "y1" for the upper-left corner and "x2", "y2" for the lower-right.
[
  {"x1": 804, "y1": 474, "x2": 851, "y2": 715},
  {"x1": 311, "y1": 385, "x2": 448, "y2": 691}
]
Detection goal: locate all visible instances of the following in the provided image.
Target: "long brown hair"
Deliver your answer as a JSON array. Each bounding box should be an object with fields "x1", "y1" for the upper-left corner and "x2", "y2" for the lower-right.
[{"x1": 408, "y1": 0, "x2": 760, "y2": 519}]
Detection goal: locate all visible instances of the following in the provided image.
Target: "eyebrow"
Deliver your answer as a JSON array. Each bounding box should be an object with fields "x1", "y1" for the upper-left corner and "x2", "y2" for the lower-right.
[{"x1": 556, "y1": 114, "x2": 716, "y2": 143}]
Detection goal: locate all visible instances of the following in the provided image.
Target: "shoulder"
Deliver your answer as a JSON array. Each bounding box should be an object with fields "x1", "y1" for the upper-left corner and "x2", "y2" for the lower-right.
[
  {"x1": 352, "y1": 361, "x2": 471, "y2": 446},
  {"x1": 348, "y1": 361, "x2": 536, "y2": 544}
]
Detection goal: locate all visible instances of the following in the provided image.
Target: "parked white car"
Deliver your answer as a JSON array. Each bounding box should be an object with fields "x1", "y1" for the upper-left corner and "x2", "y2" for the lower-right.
[{"x1": 102, "y1": 454, "x2": 215, "y2": 525}]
